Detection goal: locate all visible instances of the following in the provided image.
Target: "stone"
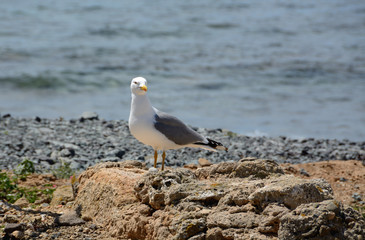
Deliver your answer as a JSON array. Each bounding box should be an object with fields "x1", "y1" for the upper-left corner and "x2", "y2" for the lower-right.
[
  {"x1": 14, "y1": 197, "x2": 29, "y2": 208},
  {"x1": 300, "y1": 168, "x2": 310, "y2": 177},
  {"x1": 195, "y1": 158, "x2": 284, "y2": 179},
  {"x1": 11, "y1": 230, "x2": 24, "y2": 239},
  {"x1": 69, "y1": 161, "x2": 365, "y2": 239},
  {"x1": 206, "y1": 228, "x2": 224, "y2": 240},
  {"x1": 352, "y1": 193, "x2": 362, "y2": 201},
  {"x1": 73, "y1": 161, "x2": 146, "y2": 225},
  {"x1": 80, "y1": 112, "x2": 99, "y2": 121},
  {"x1": 115, "y1": 150, "x2": 126, "y2": 159},
  {"x1": 248, "y1": 176, "x2": 333, "y2": 210},
  {"x1": 50, "y1": 185, "x2": 74, "y2": 206},
  {"x1": 278, "y1": 200, "x2": 365, "y2": 240},
  {"x1": 4, "y1": 214, "x2": 19, "y2": 223},
  {"x1": 4, "y1": 223, "x2": 24, "y2": 234},
  {"x1": 198, "y1": 158, "x2": 212, "y2": 167},
  {"x1": 59, "y1": 148, "x2": 75, "y2": 157},
  {"x1": 56, "y1": 211, "x2": 85, "y2": 226},
  {"x1": 184, "y1": 164, "x2": 198, "y2": 170}
]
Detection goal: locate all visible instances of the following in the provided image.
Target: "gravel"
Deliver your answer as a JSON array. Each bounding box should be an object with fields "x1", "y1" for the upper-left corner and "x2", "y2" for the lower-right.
[{"x1": 1, "y1": 114, "x2": 364, "y2": 173}]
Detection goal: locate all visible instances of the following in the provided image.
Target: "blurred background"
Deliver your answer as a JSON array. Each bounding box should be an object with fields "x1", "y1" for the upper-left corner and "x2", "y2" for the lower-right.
[{"x1": 0, "y1": 0, "x2": 364, "y2": 140}]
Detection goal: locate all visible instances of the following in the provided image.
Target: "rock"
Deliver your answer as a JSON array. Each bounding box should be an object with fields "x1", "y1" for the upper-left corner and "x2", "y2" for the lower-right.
[
  {"x1": 80, "y1": 112, "x2": 99, "y2": 121},
  {"x1": 51, "y1": 233, "x2": 61, "y2": 239},
  {"x1": 339, "y1": 177, "x2": 347, "y2": 182},
  {"x1": 134, "y1": 168, "x2": 197, "y2": 209},
  {"x1": 352, "y1": 193, "x2": 362, "y2": 201},
  {"x1": 184, "y1": 164, "x2": 198, "y2": 170},
  {"x1": 195, "y1": 158, "x2": 284, "y2": 179},
  {"x1": 73, "y1": 161, "x2": 146, "y2": 225},
  {"x1": 206, "y1": 228, "x2": 224, "y2": 240},
  {"x1": 50, "y1": 185, "x2": 74, "y2": 206},
  {"x1": 115, "y1": 149, "x2": 126, "y2": 159},
  {"x1": 198, "y1": 158, "x2": 212, "y2": 167},
  {"x1": 4, "y1": 223, "x2": 24, "y2": 234},
  {"x1": 4, "y1": 214, "x2": 19, "y2": 223},
  {"x1": 248, "y1": 176, "x2": 333, "y2": 210},
  {"x1": 72, "y1": 160, "x2": 365, "y2": 239},
  {"x1": 14, "y1": 197, "x2": 29, "y2": 208},
  {"x1": 56, "y1": 211, "x2": 85, "y2": 226},
  {"x1": 11, "y1": 230, "x2": 24, "y2": 239},
  {"x1": 34, "y1": 116, "x2": 41, "y2": 122},
  {"x1": 258, "y1": 204, "x2": 290, "y2": 234},
  {"x1": 59, "y1": 148, "x2": 76, "y2": 157},
  {"x1": 278, "y1": 200, "x2": 365, "y2": 240},
  {"x1": 300, "y1": 168, "x2": 310, "y2": 177}
]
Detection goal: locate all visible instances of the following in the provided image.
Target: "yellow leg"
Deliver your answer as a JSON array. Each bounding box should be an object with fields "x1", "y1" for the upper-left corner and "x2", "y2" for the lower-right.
[
  {"x1": 161, "y1": 151, "x2": 166, "y2": 171},
  {"x1": 154, "y1": 150, "x2": 158, "y2": 168}
]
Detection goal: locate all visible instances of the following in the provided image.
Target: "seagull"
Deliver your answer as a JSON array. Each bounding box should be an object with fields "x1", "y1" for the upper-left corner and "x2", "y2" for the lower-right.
[{"x1": 128, "y1": 77, "x2": 227, "y2": 170}]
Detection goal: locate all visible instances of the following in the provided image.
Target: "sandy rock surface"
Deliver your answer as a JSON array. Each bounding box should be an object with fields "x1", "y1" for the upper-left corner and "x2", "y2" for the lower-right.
[
  {"x1": 75, "y1": 159, "x2": 364, "y2": 239},
  {"x1": 281, "y1": 160, "x2": 365, "y2": 206},
  {"x1": 1, "y1": 159, "x2": 364, "y2": 239}
]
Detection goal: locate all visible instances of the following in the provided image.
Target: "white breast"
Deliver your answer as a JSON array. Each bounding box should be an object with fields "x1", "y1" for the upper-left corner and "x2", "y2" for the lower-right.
[
  {"x1": 129, "y1": 115, "x2": 181, "y2": 150},
  {"x1": 129, "y1": 94, "x2": 181, "y2": 151}
]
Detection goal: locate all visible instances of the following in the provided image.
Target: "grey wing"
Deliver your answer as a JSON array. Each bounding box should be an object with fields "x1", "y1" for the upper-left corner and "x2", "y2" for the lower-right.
[{"x1": 154, "y1": 110, "x2": 205, "y2": 145}]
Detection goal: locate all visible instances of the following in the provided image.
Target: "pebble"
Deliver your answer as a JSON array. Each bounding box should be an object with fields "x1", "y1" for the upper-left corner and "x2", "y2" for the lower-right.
[
  {"x1": 4, "y1": 214, "x2": 19, "y2": 223},
  {"x1": 0, "y1": 116, "x2": 364, "y2": 173},
  {"x1": 198, "y1": 158, "x2": 212, "y2": 167},
  {"x1": 80, "y1": 112, "x2": 99, "y2": 121},
  {"x1": 352, "y1": 193, "x2": 362, "y2": 201},
  {"x1": 12, "y1": 230, "x2": 24, "y2": 239},
  {"x1": 57, "y1": 211, "x2": 85, "y2": 226},
  {"x1": 51, "y1": 232, "x2": 61, "y2": 239},
  {"x1": 300, "y1": 168, "x2": 310, "y2": 177},
  {"x1": 4, "y1": 223, "x2": 24, "y2": 234}
]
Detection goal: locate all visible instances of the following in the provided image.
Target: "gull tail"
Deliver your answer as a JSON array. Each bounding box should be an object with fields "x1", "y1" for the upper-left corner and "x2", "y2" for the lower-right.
[{"x1": 194, "y1": 138, "x2": 228, "y2": 151}]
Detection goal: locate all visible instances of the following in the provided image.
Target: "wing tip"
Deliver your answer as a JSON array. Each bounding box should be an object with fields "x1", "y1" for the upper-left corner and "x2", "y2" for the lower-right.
[{"x1": 195, "y1": 138, "x2": 228, "y2": 151}]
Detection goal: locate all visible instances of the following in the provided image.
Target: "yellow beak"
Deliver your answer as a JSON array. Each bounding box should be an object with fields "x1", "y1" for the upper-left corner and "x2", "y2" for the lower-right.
[{"x1": 140, "y1": 85, "x2": 147, "y2": 92}]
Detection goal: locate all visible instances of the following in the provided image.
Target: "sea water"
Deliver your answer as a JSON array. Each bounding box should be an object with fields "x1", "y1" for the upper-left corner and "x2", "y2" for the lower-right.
[{"x1": 0, "y1": 0, "x2": 364, "y2": 140}]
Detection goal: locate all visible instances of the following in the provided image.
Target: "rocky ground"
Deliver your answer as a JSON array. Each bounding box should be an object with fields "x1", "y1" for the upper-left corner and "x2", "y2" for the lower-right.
[
  {"x1": 1, "y1": 114, "x2": 364, "y2": 239},
  {"x1": 0, "y1": 160, "x2": 365, "y2": 239},
  {"x1": 1, "y1": 114, "x2": 364, "y2": 173}
]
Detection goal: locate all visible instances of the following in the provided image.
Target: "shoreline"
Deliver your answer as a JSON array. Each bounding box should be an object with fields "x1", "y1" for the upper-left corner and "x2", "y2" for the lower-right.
[{"x1": 1, "y1": 113, "x2": 364, "y2": 173}]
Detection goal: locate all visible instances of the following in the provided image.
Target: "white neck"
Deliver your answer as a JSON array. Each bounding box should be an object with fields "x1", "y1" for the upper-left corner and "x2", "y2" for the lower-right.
[{"x1": 130, "y1": 93, "x2": 155, "y2": 118}]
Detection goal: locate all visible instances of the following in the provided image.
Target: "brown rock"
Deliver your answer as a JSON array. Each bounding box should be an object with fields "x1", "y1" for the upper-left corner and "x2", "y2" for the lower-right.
[
  {"x1": 73, "y1": 161, "x2": 147, "y2": 230},
  {"x1": 11, "y1": 230, "x2": 24, "y2": 239},
  {"x1": 196, "y1": 158, "x2": 284, "y2": 179},
  {"x1": 281, "y1": 160, "x2": 365, "y2": 207},
  {"x1": 72, "y1": 159, "x2": 365, "y2": 239},
  {"x1": 4, "y1": 214, "x2": 19, "y2": 223},
  {"x1": 4, "y1": 223, "x2": 24, "y2": 234},
  {"x1": 278, "y1": 200, "x2": 365, "y2": 240},
  {"x1": 198, "y1": 158, "x2": 212, "y2": 167},
  {"x1": 248, "y1": 175, "x2": 333, "y2": 209},
  {"x1": 13, "y1": 197, "x2": 29, "y2": 208},
  {"x1": 206, "y1": 227, "x2": 224, "y2": 240},
  {"x1": 184, "y1": 163, "x2": 198, "y2": 170},
  {"x1": 50, "y1": 185, "x2": 74, "y2": 206}
]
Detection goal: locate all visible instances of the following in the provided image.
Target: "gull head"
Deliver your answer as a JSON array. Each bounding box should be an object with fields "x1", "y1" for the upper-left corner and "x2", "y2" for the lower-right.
[{"x1": 131, "y1": 77, "x2": 148, "y2": 95}]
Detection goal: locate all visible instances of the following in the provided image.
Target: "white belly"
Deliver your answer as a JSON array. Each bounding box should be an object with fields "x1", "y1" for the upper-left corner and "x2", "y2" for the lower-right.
[{"x1": 129, "y1": 117, "x2": 181, "y2": 151}]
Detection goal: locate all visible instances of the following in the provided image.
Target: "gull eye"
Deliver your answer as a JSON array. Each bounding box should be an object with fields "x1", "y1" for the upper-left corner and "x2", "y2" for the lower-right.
[{"x1": 133, "y1": 81, "x2": 138, "y2": 84}]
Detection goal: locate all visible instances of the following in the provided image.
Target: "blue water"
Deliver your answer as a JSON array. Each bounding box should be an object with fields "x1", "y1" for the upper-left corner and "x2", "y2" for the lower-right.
[{"x1": 1, "y1": 0, "x2": 365, "y2": 140}]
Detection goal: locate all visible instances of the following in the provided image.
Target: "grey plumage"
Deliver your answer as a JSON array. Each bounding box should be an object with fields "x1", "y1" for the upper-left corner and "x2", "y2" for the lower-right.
[{"x1": 154, "y1": 110, "x2": 205, "y2": 145}]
